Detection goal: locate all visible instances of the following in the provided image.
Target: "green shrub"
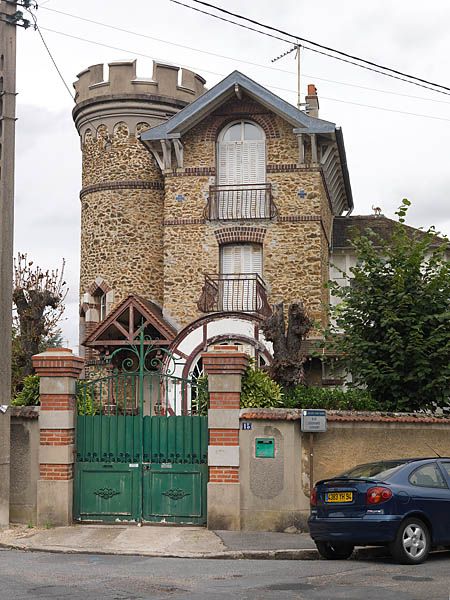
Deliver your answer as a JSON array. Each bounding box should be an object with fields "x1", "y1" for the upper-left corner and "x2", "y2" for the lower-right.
[
  {"x1": 76, "y1": 383, "x2": 98, "y2": 416},
  {"x1": 241, "y1": 366, "x2": 283, "y2": 409},
  {"x1": 283, "y1": 385, "x2": 377, "y2": 411},
  {"x1": 191, "y1": 375, "x2": 209, "y2": 416},
  {"x1": 11, "y1": 374, "x2": 40, "y2": 406},
  {"x1": 11, "y1": 374, "x2": 98, "y2": 415}
]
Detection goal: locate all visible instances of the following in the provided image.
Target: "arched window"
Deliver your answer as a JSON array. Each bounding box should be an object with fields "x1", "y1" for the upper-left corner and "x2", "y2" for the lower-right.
[{"x1": 217, "y1": 121, "x2": 266, "y2": 219}]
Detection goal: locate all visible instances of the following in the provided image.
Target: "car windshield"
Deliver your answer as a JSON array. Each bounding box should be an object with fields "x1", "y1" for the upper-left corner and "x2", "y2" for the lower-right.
[{"x1": 337, "y1": 461, "x2": 406, "y2": 480}]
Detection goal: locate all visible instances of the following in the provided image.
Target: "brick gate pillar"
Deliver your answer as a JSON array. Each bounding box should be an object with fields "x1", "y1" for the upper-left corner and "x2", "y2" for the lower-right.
[
  {"x1": 32, "y1": 348, "x2": 84, "y2": 526},
  {"x1": 202, "y1": 345, "x2": 250, "y2": 530}
]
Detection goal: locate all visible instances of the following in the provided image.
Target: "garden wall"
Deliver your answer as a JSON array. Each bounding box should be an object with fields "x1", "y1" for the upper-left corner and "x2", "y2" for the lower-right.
[
  {"x1": 9, "y1": 406, "x2": 39, "y2": 523},
  {"x1": 239, "y1": 409, "x2": 450, "y2": 531}
]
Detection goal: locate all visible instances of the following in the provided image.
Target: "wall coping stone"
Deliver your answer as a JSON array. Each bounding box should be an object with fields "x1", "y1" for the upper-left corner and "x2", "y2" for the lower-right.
[
  {"x1": 239, "y1": 408, "x2": 450, "y2": 424},
  {"x1": 9, "y1": 406, "x2": 40, "y2": 419}
]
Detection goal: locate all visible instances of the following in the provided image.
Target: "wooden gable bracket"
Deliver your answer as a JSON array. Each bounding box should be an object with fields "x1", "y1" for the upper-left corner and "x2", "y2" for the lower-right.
[
  {"x1": 148, "y1": 142, "x2": 164, "y2": 171},
  {"x1": 172, "y1": 139, "x2": 184, "y2": 169},
  {"x1": 161, "y1": 139, "x2": 172, "y2": 171}
]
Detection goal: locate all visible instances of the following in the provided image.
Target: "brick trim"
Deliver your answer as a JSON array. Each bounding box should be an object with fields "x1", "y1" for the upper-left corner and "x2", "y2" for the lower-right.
[
  {"x1": 80, "y1": 180, "x2": 163, "y2": 199},
  {"x1": 39, "y1": 395, "x2": 76, "y2": 411},
  {"x1": 209, "y1": 429, "x2": 239, "y2": 445},
  {"x1": 214, "y1": 226, "x2": 267, "y2": 245},
  {"x1": 267, "y1": 164, "x2": 322, "y2": 173},
  {"x1": 204, "y1": 112, "x2": 280, "y2": 141},
  {"x1": 278, "y1": 216, "x2": 321, "y2": 222},
  {"x1": 164, "y1": 218, "x2": 205, "y2": 226},
  {"x1": 40, "y1": 464, "x2": 74, "y2": 480},
  {"x1": 168, "y1": 167, "x2": 216, "y2": 177},
  {"x1": 203, "y1": 353, "x2": 249, "y2": 377},
  {"x1": 87, "y1": 277, "x2": 112, "y2": 296},
  {"x1": 40, "y1": 429, "x2": 75, "y2": 445},
  {"x1": 209, "y1": 467, "x2": 239, "y2": 483}
]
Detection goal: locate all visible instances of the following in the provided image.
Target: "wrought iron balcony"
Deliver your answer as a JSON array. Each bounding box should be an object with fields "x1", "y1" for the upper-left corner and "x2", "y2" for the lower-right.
[
  {"x1": 205, "y1": 183, "x2": 277, "y2": 221},
  {"x1": 197, "y1": 273, "x2": 271, "y2": 317}
]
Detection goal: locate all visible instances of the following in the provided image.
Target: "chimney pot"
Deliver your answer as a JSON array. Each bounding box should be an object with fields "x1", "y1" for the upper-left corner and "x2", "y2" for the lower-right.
[{"x1": 305, "y1": 83, "x2": 319, "y2": 118}]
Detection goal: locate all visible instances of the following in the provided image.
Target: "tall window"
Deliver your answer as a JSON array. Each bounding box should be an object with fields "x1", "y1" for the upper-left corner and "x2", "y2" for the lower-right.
[
  {"x1": 220, "y1": 244, "x2": 262, "y2": 311},
  {"x1": 217, "y1": 121, "x2": 266, "y2": 218}
]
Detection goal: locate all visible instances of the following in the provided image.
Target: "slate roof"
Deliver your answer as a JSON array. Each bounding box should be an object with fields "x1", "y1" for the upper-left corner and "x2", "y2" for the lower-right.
[
  {"x1": 140, "y1": 70, "x2": 337, "y2": 142},
  {"x1": 332, "y1": 215, "x2": 446, "y2": 249}
]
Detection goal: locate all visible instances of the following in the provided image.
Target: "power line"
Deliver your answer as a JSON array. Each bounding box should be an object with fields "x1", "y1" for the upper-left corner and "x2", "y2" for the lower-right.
[
  {"x1": 40, "y1": 26, "x2": 226, "y2": 79},
  {"x1": 321, "y1": 96, "x2": 450, "y2": 123},
  {"x1": 26, "y1": 9, "x2": 74, "y2": 100},
  {"x1": 40, "y1": 5, "x2": 450, "y2": 106},
  {"x1": 37, "y1": 26, "x2": 450, "y2": 124},
  {"x1": 169, "y1": 0, "x2": 450, "y2": 98},
  {"x1": 187, "y1": 0, "x2": 450, "y2": 94}
]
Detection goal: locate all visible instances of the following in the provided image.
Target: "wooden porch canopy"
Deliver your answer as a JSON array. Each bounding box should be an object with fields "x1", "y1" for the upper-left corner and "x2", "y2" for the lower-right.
[{"x1": 83, "y1": 294, "x2": 177, "y2": 352}]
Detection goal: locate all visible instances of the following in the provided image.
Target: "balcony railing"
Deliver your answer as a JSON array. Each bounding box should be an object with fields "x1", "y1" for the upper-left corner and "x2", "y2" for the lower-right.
[
  {"x1": 205, "y1": 183, "x2": 277, "y2": 220},
  {"x1": 197, "y1": 273, "x2": 271, "y2": 317}
]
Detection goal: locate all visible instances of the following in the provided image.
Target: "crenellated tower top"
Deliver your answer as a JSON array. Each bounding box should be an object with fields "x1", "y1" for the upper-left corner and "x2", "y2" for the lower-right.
[{"x1": 72, "y1": 59, "x2": 207, "y2": 140}]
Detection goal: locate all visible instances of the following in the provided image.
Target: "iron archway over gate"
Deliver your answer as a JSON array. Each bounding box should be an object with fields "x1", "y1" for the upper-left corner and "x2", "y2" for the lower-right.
[{"x1": 73, "y1": 330, "x2": 208, "y2": 524}]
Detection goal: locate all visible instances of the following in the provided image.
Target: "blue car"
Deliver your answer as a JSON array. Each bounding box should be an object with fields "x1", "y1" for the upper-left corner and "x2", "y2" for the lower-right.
[{"x1": 308, "y1": 457, "x2": 450, "y2": 564}]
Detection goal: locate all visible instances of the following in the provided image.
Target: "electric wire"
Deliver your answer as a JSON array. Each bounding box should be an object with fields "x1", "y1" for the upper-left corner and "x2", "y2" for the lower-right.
[
  {"x1": 39, "y1": 5, "x2": 450, "y2": 106},
  {"x1": 170, "y1": 0, "x2": 450, "y2": 98},
  {"x1": 187, "y1": 0, "x2": 450, "y2": 94},
  {"x1": 36, "y1": 25, "x2": 450, "y2": 124},
  {"x1": 26, "y1": 9, "x2": 75, "y2": 100}
]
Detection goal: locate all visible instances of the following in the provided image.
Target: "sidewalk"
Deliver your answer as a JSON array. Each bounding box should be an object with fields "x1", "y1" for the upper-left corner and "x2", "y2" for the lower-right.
[{"x1": 0, "y1": 523, "x2": 385, "y2": 560}]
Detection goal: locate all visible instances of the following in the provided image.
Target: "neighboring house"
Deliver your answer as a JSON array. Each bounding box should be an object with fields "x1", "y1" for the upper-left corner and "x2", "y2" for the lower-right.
[{"x1": 71, "y1": 59, "x2": 400, "y2": 386}]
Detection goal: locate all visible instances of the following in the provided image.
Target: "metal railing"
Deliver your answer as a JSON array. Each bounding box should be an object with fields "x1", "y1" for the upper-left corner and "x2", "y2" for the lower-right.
[
  {"x1": 205, "y1": 183, "x2": 277, "y2": 220},
  {"x1": 197, "y1": 273, "x2": 271, "y2": 316}
]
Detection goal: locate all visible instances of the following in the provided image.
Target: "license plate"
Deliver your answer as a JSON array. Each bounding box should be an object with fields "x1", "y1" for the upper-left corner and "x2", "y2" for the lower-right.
[{"x1": 325, "y1": 491, "x2": 353, "y2": 503}]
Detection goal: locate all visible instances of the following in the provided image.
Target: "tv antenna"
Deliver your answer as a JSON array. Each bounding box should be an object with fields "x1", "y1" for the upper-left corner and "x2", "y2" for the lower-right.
[{"x1": 271, "y1": 43, "x2": 304, "y2": 110}]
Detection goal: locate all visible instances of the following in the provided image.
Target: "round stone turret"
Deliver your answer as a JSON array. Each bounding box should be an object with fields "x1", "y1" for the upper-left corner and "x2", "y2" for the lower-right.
[{"x1": 73, "y1": 60, "x2": 207, "y2": 329}]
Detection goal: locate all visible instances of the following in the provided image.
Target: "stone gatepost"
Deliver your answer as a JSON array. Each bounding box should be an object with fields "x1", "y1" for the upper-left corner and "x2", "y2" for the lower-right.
[
  {"x1": 202, "y1": 345, "x2": 250, "y2": 530},
  {"x1": 32, "y1": 348, "x2": 84, "y2": 526}
]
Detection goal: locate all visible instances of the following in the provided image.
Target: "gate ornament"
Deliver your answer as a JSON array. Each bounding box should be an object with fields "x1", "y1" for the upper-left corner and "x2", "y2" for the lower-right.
[
  {"x1": 108, "y1": 327, "x2": 183, "y2": 376},
  {"x1": 162, "y1": 488, "x2": 191, "y2": 501},
  {"x1": 94, "y1": 487, "x2": 120, "y2": 500}
]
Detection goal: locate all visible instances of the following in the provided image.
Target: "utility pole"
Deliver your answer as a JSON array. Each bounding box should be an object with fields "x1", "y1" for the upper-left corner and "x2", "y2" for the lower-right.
[{"x1": 0, "y1": 0, "x2": 18, "y2": 528}]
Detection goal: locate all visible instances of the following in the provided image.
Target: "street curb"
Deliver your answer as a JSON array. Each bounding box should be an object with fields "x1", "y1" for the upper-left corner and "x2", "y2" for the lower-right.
[{"x1": 0, "y1": 541, "x2": 388, "y2": 560}]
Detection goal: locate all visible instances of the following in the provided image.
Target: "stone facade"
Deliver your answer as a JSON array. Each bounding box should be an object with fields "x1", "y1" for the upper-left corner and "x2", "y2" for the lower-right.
[
  {"x1": 158, "y1": 98, "x2": 332, "y2": 329},
  {"x1": 73, "y1": 60, "x2": 350, "y2": 370}
]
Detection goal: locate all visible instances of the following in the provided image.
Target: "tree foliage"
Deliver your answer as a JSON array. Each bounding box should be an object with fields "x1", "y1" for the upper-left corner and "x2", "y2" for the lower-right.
[
  {"x1": 12, "y1": 254, "x2": 67, "y2": 385},
  {"x1": 327, "y1": 200, "x2": 450, "y2": 412}
]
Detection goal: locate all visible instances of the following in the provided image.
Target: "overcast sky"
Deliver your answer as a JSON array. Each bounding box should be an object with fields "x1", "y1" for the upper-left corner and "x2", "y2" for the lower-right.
[{"x1": 13, "y1": 0, "x2": 450, "y2": 352}]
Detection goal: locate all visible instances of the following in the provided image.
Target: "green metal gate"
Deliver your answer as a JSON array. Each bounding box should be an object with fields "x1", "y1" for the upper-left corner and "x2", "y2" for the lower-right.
[{"x1": 74, "y1": 333, "x2": 208, "y2": 524}]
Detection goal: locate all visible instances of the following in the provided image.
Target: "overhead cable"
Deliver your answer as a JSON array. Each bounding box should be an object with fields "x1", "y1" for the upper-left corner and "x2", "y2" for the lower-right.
[{"x1": 187, "y1": 0, "x2": 450, "y2": 94}]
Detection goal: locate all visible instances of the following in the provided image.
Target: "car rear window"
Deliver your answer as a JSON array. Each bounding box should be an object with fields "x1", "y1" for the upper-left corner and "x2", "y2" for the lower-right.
[{"x1": 338, "y1": 461, "x2": 405, "y2": 480}]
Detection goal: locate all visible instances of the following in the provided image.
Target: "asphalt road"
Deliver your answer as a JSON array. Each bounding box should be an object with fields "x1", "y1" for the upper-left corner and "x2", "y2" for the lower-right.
[{"x1": 1, "y1": 548, "x2": 450, "y2": 600}]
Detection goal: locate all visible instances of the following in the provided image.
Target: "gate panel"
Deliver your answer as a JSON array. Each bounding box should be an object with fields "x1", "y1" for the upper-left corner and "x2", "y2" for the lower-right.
[
  {"x1": 143, "y1": 466, "x2": 206, "y2": 523},
  {"x1": 74, "y1": 462, "x2": 140, "y2": 522},
  {"x1": 142, "y1": 415, "x2": 208, "y2": 524},
  {"x1": 74, "y1": 332, "x2": 208, "y2": 524}
]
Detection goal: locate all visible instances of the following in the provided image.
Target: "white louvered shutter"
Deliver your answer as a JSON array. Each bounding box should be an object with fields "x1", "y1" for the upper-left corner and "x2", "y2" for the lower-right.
[
  {"x1": 218, "y1": 142, "x2": 243, "y2": 218},
  {"x1": 241, "y1": 140, "x2": 266, "y2": 217},
  {"x1": 220, "y1": 245, "x2": 262, "y2": 311}
]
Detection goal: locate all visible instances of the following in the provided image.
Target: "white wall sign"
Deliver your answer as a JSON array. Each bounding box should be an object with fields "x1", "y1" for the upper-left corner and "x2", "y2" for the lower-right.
[{"x1": 301, "y1": 409, "x2": 327, "y2": 432}]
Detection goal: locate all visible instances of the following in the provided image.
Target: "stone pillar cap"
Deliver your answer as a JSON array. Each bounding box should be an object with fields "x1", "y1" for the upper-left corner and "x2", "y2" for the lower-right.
[{"x1": 32, "y1": 348, "x2": 84, "y2": 378}]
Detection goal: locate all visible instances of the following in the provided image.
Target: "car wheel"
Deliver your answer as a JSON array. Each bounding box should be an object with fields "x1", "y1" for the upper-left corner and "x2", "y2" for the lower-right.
[
  {"x1": 389, "y1": 518, "x2": 430, "y2": 565},
  {"x1": 316, "y1": 541, "x2": 354, "y2": 560}
]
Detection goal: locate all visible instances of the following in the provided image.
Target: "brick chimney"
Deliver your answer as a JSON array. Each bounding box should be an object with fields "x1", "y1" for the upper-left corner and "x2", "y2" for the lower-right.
[{"x1": 306, "y1": 84, "x2": 319, "y2": 118}]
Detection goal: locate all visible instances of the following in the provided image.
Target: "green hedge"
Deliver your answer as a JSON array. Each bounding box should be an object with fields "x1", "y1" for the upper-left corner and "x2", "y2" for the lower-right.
[{"x1": 283, "y1": 385, "x2": 377, "y2": 411}]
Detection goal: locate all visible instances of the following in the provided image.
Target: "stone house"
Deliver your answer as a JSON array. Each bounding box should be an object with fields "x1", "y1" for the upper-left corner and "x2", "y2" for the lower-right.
[{"x1": 72, "y1": 59, "x2": 388, "y2": 385}]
